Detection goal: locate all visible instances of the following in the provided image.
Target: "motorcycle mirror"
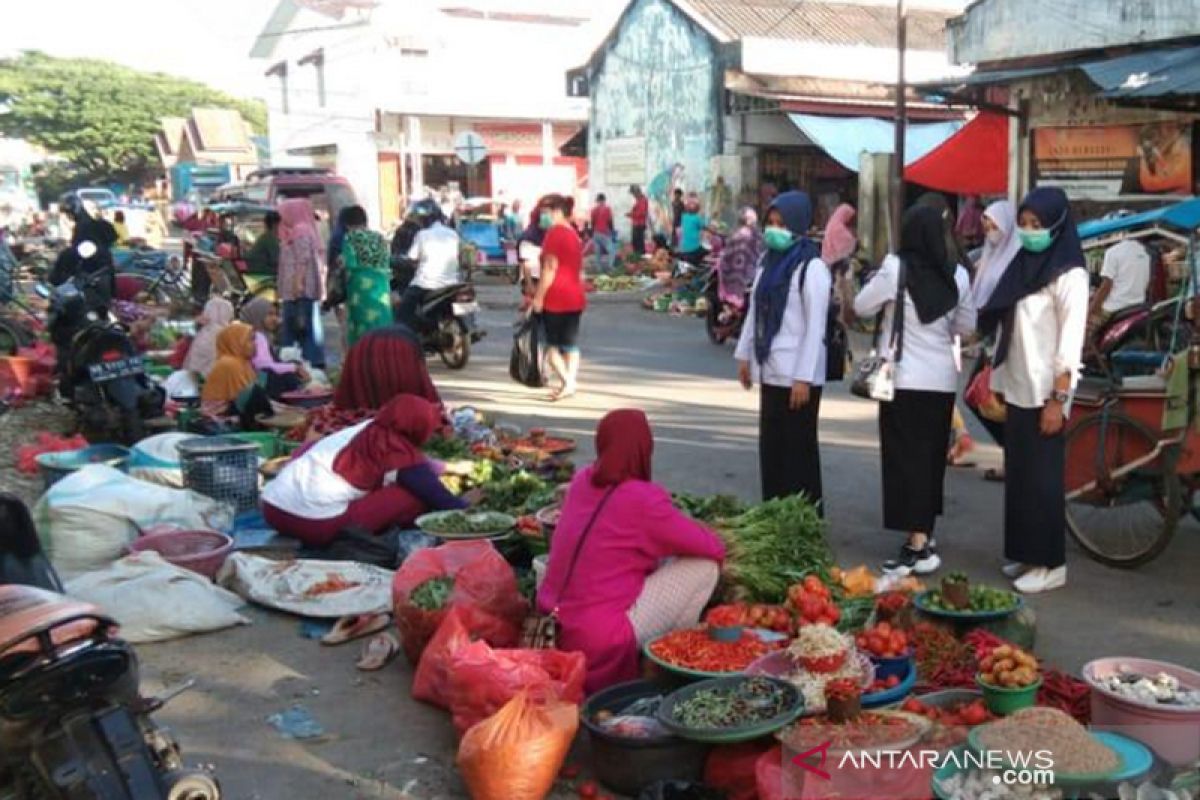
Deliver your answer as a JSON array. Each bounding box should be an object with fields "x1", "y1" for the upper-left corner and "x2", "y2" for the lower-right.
[
  {"x1": 34, "y1": 283, "x2": 50, "y2": 299},
  {"x1": 86, "y1": 311, "x2": 98, "y2": 322},
  {"x1": 77, "y1": 240, "x2": 97, "y2": 259}
]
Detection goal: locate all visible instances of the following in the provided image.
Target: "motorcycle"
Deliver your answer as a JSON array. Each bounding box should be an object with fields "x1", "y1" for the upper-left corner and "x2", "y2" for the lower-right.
[
  {"x1": 1086, "y1": 297, "x2": 1192, "y2": 377},
  {"x1": 45, "y1": 242, "x2": 164, "y2": 444},
  {"x1": 390, "y1": 257, "x2": 485, "y2": 369},
  {"x1": 0, "y1": 496, "x2": 220, "y2": 800},
  {"x1": 700, "y1": 263, "x2": 748, "y2": 345}
]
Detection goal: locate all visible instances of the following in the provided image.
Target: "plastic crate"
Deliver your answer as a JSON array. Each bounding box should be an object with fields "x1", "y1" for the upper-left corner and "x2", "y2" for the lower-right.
[
  {"x1": 36, "y1": 445, "x2": 131, "y2": 491},
  {"x1": 176, "y1": 436, "x2": 261, "y2": 513}
]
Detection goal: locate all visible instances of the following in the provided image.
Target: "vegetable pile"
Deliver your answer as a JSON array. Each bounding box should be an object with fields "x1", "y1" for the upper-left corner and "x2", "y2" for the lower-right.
[
  {"x1": 782, "y1": 711, "x2": 924, "y2": 751},
  {"x1": 923, "y1": 584, "x2": 1019, "y2": 613},
  {"x1": 978, "y1": 644, "x2": 1040, "y2": 688},
  {"x1": 704, "y1": 603, "x2": 792, "y2": 633},
  {"x1": 673, "y1": 493, "x2": 747, "y2": 524},
  {"x1": 409, "y1": 576, "x2": 454, "y2": 611},
  {"x1": 855, "y1": 622, "x2": 910, "y2": 659},
  {"x1": 977, "y1": 707, "x2": 1120, "y2": 775},
  {"x1": 786, "y1": 575, "x2": 841, "y2": 627},
  {"x1": 901, "y1": 696, "x2": 993, "y2": 732},
  {"x1": 1097, "y1": 668, "x2": 1200, "y2": 707},
  {"x1": 671, "y1": 678, "x2": 792, "y2": 730},
  {"x1": 648, "y1": 628, "x2": 772, "y2": 674},
  {"x1": 719, "y1": 495, "x2": 831, "y2": 603},
  {"x1": 478, "y1": 470, "x2": 558, "y2": 515},
  {"x1": 420, "y1": 511, "x2": 515, "y2": 536}
]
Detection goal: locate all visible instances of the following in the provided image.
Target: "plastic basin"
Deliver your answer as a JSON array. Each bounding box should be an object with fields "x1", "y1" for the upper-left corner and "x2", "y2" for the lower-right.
[
  {"x1": 976, "y1": 675, "x2": 1041, "y2": 716},
  {"x1": 871, "y1": 651, "x2": 914, "y2": 680},
  {"x1": 129, "y1": 529, "x2": 233, "y2": 579},
  {"x1": 581, "y1": 679, "x2": 707, "y2": 796},
  {"x1": 1083, "y1": 657, "x2": 1200, "y2": 766},
  {"x1": 36, "y1": 445, "x2": 131, "y2": 490}
]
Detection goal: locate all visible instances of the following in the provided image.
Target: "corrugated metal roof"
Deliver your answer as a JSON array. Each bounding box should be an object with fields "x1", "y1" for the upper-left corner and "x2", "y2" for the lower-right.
[
  {"x1": 1086, "y1": 44, "x2": 1200, "y2": 100},
  {"x1": 684, "y1": 0, "x2": 950, "y2": 51}
]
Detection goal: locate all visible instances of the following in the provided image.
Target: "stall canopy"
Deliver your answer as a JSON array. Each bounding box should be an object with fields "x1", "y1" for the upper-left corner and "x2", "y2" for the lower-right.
[
  {"x1": 904, "y1": 111, "x2": 1009, "y2": 195},
  {"x1": 787, "y1": 114, "x2": 962, "y2": 173},
  {"x1": 1077, "y1": 197, "x2": 1200, "y2": 240}
]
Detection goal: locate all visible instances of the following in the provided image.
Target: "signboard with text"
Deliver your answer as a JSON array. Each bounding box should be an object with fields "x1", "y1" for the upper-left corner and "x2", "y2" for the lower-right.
[
  {"x1": 605, "y1": 137, "x2": 646, "y2": 186},
  {"x1": 1033, "y1": 122, "x2": 1193, "y2": 201}
]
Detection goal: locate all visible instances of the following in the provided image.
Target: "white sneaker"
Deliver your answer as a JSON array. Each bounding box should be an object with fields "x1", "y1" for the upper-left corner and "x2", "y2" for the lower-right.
[
  {"x1": 1001, "y1": 563, "x2": 1029, "y2": 579},
  {"x1": 1013, "y1": 566, "x2": 1067, "y2": 595}
]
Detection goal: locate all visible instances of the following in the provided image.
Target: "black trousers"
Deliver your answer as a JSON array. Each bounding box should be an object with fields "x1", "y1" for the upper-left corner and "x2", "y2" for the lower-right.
[
  {"x1": 1003, "y1": 404, "x2": 1066, "y2": 568},
  {"x1": 879, "y1": 389, "x2": 955, "y2": 533},
  {"x1": 760, "y1": 384, "x2": 823, "y2": 511},
  {"x1": 631, "y1": 225, "x2": 646, "y2": 255}
]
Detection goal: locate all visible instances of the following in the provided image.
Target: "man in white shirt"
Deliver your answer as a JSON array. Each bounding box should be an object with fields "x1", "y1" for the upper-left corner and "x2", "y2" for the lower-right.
[
  {"x1": 399, "y1": 203, "x2": 462, "y2": 329},
  {"x1": 1090, "y1": 239, "x2": 1150, "y2": 322}
]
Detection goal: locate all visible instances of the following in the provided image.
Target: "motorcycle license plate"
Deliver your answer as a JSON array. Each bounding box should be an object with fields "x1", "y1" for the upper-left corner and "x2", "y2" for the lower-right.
[
  {"x1": 88, "y1": 355, "x2": 145, "y2": 383},
  {"x1": 452, "y1": 302, "x2": 479, "y2": 316}
]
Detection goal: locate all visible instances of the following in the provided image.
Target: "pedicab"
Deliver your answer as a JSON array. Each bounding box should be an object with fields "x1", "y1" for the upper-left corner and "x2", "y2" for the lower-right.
[
  {"x1": 192, "y1": 201, "x2": 278, "y2": 309},
  {"x1": 1064, "y1": 201, "x2": 1200, "y2": 568}
]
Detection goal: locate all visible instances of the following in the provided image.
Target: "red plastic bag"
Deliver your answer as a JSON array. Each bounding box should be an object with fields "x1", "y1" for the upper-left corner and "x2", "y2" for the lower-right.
[
  {"x1": 756, "y1": 746, "x2": 793, "y2": 800},
  {"x1": 447, "y1": 639, "x2": 586, "y2": 735},
  {"x1": 707, "y1": 741, "x2": 773, "y2": 800},
  {"x1": 391, "y1": 540, "x2": 527, "y2": 665},
  {"x1": 413, "y1": 605, "x2": 514, "y2": 710},
  {"x1": 16, "y1": 433, "x2": 90, "y2": 475},
  {"x1": 168, "y1": 335, "x2": 192, "y2": 370},
  {"x1": 457, "y1": 691, "x2": 578, "y2": 800}
]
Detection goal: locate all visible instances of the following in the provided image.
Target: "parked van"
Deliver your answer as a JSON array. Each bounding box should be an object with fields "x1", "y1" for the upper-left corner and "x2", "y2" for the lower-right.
[
  {"x1": 210, "y1": 167, "x2": 357, "y2": 219},
  {"x1": 59, "y1": 187, "x2": 118, "y2": 211}
]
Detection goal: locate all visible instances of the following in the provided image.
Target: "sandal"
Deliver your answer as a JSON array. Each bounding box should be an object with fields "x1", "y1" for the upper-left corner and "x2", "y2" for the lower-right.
[
  {"x1": 321, "y1": 612, "x2": 392, "y2": 646},
  {"x1": 356, "y1": 632, "x2": 400, "y2": 671}
]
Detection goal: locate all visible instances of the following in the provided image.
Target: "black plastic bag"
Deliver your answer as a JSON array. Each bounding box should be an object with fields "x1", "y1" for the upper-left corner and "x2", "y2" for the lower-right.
[
  {"x1": 638, "y1": 780, "x2": 727, "y2": 800},
  {"x1": 508, "y1": 313, "x2": 545, "y2": 388}
]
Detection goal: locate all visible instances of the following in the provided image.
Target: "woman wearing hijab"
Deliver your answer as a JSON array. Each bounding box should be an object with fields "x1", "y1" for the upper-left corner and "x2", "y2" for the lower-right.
[
  {"x1": 262, "y1": 395, "x2": 467, "y2": 547},
  {"x1": 338, "y1": 205, "x2": 393, "y2": 346},
  {"x1": 735, "y1": 192, "x2": 831, "y2": 506},
  {"x1": 955, "y1": 195, "x2": 986, "y2": 250},
  {"x1": 822, "y1": 203, "x2": 859, "y2": 325},
  {"x1": 716, "y1": 207, "x2": 763, "y2": 311},
  {"x1": 334, "y1": 325, "x2": 441, "y2": 412},
  {"x1": 240, "y1": 297, "x2": 309, "y2": 398},
  {"x1": 917, "y1": 191, "x2": 969, "y2": 277},
  {"x1": 854, "y1": 204, "x2": 976, "y2": 577},
  {"x1": 978, "y1": 187, "x2": 1088, "y2": 595},
  {"x1": 537, "y1": 410, "x2": 725, "y2": 693},
  {"x1": 277, "y1": 197, "x2": 327, "y2": 369},
  {"x1": 200, "y1": 322, "x2": 258, "y2": 406},
  {"x1": 182, "y1": 297, "x2": 235, "y2": 377}
]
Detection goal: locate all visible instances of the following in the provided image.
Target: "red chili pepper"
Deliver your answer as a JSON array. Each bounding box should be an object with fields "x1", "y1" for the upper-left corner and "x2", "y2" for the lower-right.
[{"x1": 648, "y1": 629, "x2": 772, "y2": 673}]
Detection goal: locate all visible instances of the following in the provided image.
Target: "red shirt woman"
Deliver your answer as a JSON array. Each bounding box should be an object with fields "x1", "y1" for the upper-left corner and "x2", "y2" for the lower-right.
[{"x1": 533, "y1": 194, "x2": 587, "y2": 400}]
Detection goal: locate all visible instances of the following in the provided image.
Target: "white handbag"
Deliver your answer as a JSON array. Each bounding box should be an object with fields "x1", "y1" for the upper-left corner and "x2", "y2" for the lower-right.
[{"x1": 849, "y1": 261, "x2": 906, "y2": 403}]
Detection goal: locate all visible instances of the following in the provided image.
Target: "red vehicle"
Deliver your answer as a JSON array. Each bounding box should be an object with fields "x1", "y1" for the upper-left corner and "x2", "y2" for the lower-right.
[{"x1": 209, "y1": 167, "x2": 357, "y2": 220}]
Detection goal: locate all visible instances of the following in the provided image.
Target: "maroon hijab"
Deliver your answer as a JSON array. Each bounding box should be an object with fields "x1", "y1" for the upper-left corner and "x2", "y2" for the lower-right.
[
  {"x1": 332, "y1": 395, "x2": 441, "y2": 490},
  {"x1": 591, "y1": 409, "x2": 653, "y2": 487}
]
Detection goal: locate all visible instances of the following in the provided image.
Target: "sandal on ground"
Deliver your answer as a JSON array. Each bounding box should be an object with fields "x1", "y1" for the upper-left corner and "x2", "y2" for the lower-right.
[
  {"x1": 356, "y1": 632, "x2": 400, "y2": 671},
  {"x1": 321, "y1": 613, "x2": 391, "y2": 646},
  {"x1": 946, "y1": 434, "x2": 976, "y2": 467}
]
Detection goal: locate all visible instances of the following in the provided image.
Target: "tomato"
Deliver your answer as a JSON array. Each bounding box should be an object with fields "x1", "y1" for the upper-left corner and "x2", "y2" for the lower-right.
[
  {"x1": 885, "y1": 675, "x2": 900, "y2": 688},
  {"x1": 961, "y1": 702, "x2": 989, "y2": 726},
  {"x1": 578, "y1": 780, "x2": 599, "y2": 798},
  {"x1": 876, "y1": 622, "x2": 891, "y2": 636},
  {"x1": 902, "y1": 698, "x2": 924, "y2": 714},
  {"x1": 803, "y1": 575, "x2": 824, "y2": 593}
]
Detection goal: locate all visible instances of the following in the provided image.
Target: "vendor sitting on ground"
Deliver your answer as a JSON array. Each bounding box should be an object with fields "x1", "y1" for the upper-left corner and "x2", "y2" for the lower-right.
[
  {"x1": 334, "y1": 324, "x2": 441, "y2": 411},
  {"x1": 261, "y1": 395, "x2": 466, "y2": 547},
  {"x1": 240, "y1": 297, "x2": 309, "y2": 398},
  {"x1": 537, "y1": 409, "x2": 725, "y2": 693},
  {"x1": 182, "y1": 297, "x2": 236, "y2": 378},
  {"x1": 199, "y1": 322, "x2": 271, "y2": 426}
]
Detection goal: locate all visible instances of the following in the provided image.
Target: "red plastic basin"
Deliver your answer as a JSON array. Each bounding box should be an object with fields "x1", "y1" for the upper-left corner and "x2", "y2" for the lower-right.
[{"x1": 128, "y1": 529, "x2": 233, "y2": 580}]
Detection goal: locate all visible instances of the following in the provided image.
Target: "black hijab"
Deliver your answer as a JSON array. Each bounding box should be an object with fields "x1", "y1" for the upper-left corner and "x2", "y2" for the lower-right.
[
  {"x1": 916, "y1": 191, "x2": 968, "y2": 272},
  {"x1": 899, "y1": 204, "x2": 958, "y2": 324},
  {"x1": 978, "y1": 186, "x2": 1085, "y2": 366}
]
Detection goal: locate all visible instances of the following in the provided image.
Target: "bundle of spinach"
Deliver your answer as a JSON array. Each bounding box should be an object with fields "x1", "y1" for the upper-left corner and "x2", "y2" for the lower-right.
[
  {"x1": 479, "y1": 470, "x2": 555, "y2": 514},
  {"x1": 424, "y1": 435, "x2": 472, "y2": 461},
  {"x1": 409, "y1": 576, "x2": 454, "y2": 611},
  {"x1": 673, "y1": 493, "x2": 748, "y2": 524},
  {"x1": 719, "y1": 494, "x2": 831, "y2": 604}
]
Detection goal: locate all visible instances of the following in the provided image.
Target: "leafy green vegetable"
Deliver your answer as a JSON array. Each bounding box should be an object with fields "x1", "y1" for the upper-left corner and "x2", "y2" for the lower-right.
[
  {"x1": 409, "y1": 576, "x2": 454, "y2": 610},
  {"x1": 423, "y1": 435, "x2": 472, "y2": 461},
  {"x1": 673, "y1": 493, "x2": 747, "y2": 524},
  {"x1": 479, "y1": 470, "x2": 555, "y2": 514},
  {"x1": 719, "y1": 494, "x2": 832, "y2": 604}
]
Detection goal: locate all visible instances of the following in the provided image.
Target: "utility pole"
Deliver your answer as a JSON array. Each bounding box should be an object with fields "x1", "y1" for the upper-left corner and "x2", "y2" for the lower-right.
[{"x1": 892, "y1": 0, "x2": 907, "y2": 249}]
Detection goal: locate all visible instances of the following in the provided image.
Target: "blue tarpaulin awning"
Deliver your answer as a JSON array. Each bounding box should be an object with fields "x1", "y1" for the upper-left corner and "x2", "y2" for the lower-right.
[
  {"x1": 788, "y1": 114, "x2": 963, "y2": 173},
  {"x1": 1077, "y1": 197, "x2": 1200, "y2": 240},
  {"x1": 1082, "y1": 45, "x2": 1200, "y2": 102}
]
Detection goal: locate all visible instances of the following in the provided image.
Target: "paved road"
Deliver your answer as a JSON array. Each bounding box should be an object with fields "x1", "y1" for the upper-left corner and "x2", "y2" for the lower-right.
[{"x1": 138, "y1": 282, "x2": 1200, "y2": 798}]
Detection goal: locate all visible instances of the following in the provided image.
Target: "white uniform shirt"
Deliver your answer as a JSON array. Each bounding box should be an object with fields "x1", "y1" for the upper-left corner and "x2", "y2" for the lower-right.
[
  {"x1": 1100, "y1": 239, "x2": 1150, "y2": 314},
  {"x1": 407, "y1": 222, "x2": 462, "y2": 290},
  {"x1": 990, "y1": 268, "x2": 1089, "y2": 409},
  {"x1": 261, "y1": 420, "x2": 371, "y2": 519},
  {"x1": 734, "y1": 256, "x2": 831, "y2": 388},
  {"x1": 853, "y1": 255, "x2": 976, "y2": 393}
]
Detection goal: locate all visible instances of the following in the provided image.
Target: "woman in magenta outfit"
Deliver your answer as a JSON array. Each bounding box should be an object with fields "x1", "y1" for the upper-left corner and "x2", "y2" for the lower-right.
[{"x1": 537, "y1": 409, "x2": 725, "y2": 693}]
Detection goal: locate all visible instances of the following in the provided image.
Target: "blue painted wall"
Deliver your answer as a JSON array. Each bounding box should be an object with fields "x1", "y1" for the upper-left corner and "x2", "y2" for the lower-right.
[{"x1": 585, "y1": 0, "x2": 722, "y2": 237}]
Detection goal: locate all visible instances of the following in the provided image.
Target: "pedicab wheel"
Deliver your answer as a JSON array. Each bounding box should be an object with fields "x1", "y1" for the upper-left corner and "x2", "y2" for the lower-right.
[
  {"x1": 1064, "y1": 411, "x2": 1180, "y2": 568},
  {"x1": 115, "y1": 272, "x2": 174, "y2": 307},
  {"x1": 164, "y1": 770, "x2": 221, "y2": 800}
]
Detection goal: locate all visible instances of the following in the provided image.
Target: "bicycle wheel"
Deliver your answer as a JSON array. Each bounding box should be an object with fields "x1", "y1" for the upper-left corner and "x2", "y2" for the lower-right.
[
  {"x1": 116, "y1": 272, "x2": 174, "y2": 306},
  {"x1": 1064, "y1": 410, "x2": 1180, "y2": 568}
]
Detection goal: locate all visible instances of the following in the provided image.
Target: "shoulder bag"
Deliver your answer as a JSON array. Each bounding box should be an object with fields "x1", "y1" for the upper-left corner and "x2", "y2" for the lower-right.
[
  {"x1": 520, "y1": 487, "x2": 616, "y2": 650},
  {"x1": 799, "y1": 257, "x2": 850, "y2": 382},
  {"x1": 849, "y1": 259, "x2": 907, "y2": 401}
]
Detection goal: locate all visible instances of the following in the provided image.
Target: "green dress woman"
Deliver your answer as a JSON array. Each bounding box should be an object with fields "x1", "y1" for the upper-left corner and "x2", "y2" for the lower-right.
[{"x1": 343, "y1": 229, "x2": 393, "y2": 347}]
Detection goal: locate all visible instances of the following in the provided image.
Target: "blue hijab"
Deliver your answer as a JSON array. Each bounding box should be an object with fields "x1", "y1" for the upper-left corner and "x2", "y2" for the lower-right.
[
  {"x1": 753, "y1": 192, "x2": 821, "y2": 364},
  {"x1": 979, "y1": 187, "x2": 1085, "y2": 366}
]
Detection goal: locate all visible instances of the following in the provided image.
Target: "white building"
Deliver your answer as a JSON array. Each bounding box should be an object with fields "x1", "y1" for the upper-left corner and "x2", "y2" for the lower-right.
[{"x1": 250, "y1": 0, "x2": 600, "y2": 227}]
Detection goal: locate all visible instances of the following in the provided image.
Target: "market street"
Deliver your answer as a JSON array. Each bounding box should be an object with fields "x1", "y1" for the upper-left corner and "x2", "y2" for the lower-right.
[{"x1": 129, "y1": 284, "x2": 1200, "y2": 799}]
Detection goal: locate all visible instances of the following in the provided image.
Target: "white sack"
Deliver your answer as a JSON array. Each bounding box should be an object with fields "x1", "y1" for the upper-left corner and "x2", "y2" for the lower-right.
[
  {"x1": 128, "y1": 432, "x2": 200, "y2": 487},
  {"x1": 217, "y1": 552, "x2": 393, "y2": 618}
]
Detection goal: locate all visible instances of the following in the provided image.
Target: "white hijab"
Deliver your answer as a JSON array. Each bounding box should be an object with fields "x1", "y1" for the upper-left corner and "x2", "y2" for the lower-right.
[
  {"x1": 972, "y1": 200, "x2": 1021, "y2": 309},
  {"x1": 182, "y1": 297, "x2": 236, "y2": 376}
]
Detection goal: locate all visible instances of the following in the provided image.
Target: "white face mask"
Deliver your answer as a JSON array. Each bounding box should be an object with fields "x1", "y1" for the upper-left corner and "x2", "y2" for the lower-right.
[{"x1": 986, "y1": 229, "x2": 1003, "y2": 245}]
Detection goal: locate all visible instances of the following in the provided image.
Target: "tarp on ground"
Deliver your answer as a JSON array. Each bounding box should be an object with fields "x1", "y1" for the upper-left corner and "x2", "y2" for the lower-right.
[
  {"x1": 904, "y1": 111, "x2": 1009, "y2": 195},
  {"x1": 788, "y1": 114, "x2": 963, "y2": 173}
]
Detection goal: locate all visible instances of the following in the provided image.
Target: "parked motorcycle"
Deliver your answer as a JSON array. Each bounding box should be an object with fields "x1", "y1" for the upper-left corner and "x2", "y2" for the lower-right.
[
  {"x1": 390, "y1": 256, "x2": 485, "y2": 369},
  {"x1": 700, "y1": 265, "x2": 747, "y2": 345}
]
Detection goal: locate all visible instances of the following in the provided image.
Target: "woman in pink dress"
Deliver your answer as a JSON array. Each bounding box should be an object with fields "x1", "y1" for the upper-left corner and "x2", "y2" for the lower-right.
[{"x1": 537, "y1": 409, "x2": 725, "y2": 693}]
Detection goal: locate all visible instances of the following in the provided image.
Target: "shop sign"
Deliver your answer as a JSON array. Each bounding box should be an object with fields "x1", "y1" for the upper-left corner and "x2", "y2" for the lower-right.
[
  {"x1": 1033, "y1": 121, "x2": 1193, "y2": 201},
  {"x1": 605, "y1": 137, "x2": 646, "y2": 186}
]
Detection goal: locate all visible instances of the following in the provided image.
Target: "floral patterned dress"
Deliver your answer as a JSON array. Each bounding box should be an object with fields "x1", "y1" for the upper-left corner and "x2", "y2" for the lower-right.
[{"x1": 343, "y1": 229, "x2": 393, "y2": 347}]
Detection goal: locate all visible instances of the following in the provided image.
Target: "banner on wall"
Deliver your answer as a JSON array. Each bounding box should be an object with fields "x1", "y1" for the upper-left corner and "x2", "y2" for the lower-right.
[
  {"x1": 1033, "y1": 121, "x2": 1193, "y2": 200},
  {"x1": 605, "y1": 137, "x2": 646, "y2": 186}
]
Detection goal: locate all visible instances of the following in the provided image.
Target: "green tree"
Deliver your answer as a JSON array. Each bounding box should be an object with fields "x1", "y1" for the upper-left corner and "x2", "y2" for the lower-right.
[{"x1": 0, "y1": 51, "x2": 266, "y2": 188}]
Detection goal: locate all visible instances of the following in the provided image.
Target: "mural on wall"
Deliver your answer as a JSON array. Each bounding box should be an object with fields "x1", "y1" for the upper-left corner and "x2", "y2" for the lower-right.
[
  {"x1": 647, "y1": 163, "x2": 684, "y2": 237},
  {"x1": 586, "y1": 0, "x2": 721, "y2": 234}
]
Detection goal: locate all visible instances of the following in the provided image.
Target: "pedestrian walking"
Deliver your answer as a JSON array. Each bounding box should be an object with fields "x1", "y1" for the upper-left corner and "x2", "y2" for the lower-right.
[
  {"x1": 340, "y1": 205, "x2": 394, "y2": 347},
  {"x1": 277, "y1": 197, "x2": 327, "y2": 368},
  {"x1": 735, "y1": 191, "x2": 831, "y2": 508},
  {"x1": 854, "y1": 204, "x2": 976, "y2": 576},
  {"x1": 821, "y1": 203, "x2": 858, "y2": 325},
  {"x1": 532, "y1": 194, "x2": 587, "y2": 401},
  {"x1": 678, "y1": 193, "x2": 707, "y2": 266},
  {"x1": 628, "y1": 185, "x2": 648, "y2": 256},
  {"x1": 671, "y1": 188, "x2": 685, "y2": 248},
  {"x1": 978, "y1": 187, "x2": 1088, "y2": 595},
  {"x1": 590, "y1": 194, "x2": 616, "y2": 272}
]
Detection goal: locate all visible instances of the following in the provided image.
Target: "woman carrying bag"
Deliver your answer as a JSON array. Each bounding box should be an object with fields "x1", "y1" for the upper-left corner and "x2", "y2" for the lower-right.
[{"x1": 854, "y1": 205, "x2": 976, "y2": 577}]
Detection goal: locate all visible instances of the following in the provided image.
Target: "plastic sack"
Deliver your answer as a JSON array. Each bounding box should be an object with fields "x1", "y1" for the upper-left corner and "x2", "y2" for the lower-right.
[
  {"x1": 162, "y1": 370, "x2": 200, "y2": 401},
  {"x1": 391, "y1": 540, "x2": 527, "y2": 665},
  {"x1": 413, "y1": 605, "x2": 514, "y2": 710},
  {"x1": 705, "y1": 741, "x2": 774, "y2": 800},
  {"x1": 457, "y1": 691, "x2": 578, "y2": 800},
  {"x1": 446, "y1": 639, "x2": 586, "y2": 734},
  {"x1": 508, "y1": 313, "x2": 545, "y2": 388},
  {"x1": 127, "y1": 432, "x2": 200, "y2": 487},
  {"x1": 964, "y1": 362, "x2": 1006, "y2": 423},
  {"x1": 16, "y1": 432, "x2": 89, "y2": 475},
  {"x1": 66, "y1": 551, "x2": 249, "y2": 642},
  {"x1": 34, "y1": 465, "x2": 226, "y2": 578},
  {"x1": 756, "y1": 745, "x2": 789, "y2": 800}
]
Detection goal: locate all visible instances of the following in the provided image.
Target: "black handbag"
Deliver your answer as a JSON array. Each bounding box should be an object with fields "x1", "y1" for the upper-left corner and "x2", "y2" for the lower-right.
[
  {"x1": 849, "y1": 260, "x2": 907, "y2": 401},
  {"x1": 798, "y1": 258, "x2": 850, "y2": 382},
  {"x1": 509, "y1": 312, "x2": 546, "y2": 388}
]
